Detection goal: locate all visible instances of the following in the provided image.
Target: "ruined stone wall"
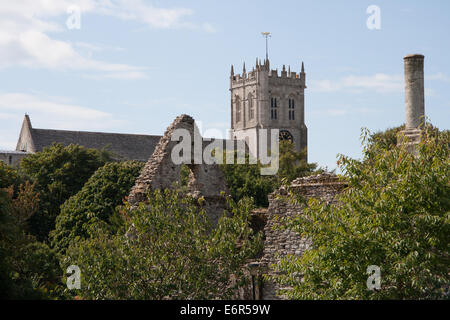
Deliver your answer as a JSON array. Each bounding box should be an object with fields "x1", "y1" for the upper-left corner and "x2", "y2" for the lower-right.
[
  {"x1": 259, "y1": 173, "x2": 348, "y2": 300},
  {"x1": 128, "y1": 114, "x2": 229, "y2": 226}
]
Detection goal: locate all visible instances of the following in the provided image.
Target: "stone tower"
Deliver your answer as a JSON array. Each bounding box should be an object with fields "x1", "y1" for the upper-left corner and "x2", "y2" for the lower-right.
[{"x1": 230, "y1": 59, "x2": 307, "y2": 159}]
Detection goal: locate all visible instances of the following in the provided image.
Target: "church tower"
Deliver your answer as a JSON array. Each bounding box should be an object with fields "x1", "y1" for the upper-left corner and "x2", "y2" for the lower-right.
[{"x1": 230, "y1": 59, "x2": 307, "y2": 159}]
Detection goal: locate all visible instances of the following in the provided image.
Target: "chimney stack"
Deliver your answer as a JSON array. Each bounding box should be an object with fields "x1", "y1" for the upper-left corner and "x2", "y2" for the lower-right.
[{"x1": 404, "y1": 54, "x2": 425, "y2": 129}]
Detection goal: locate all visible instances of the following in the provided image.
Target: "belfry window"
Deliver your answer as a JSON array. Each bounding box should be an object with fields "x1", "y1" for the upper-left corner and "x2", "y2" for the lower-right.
[
  {"x1": 271, "y1": 97, "x2": 278, "y2": 120},
  {"x1": 248, "y1": 94, "x2": 254, "y2": 120},
  {"x1": 236, "y1": 98, "x2": 241, "y2": 122},
  {"x1": 289, "y1": 98, "x2": 295, "y2": 120}
]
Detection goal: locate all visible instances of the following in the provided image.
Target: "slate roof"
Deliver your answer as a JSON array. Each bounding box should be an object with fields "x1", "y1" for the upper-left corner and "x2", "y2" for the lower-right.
[
  {"x1": 30, "y1": 128, "x2": 162, "y2": 162},
  {"x1": 16, "y1": 115, "x2": 235, "y2": 163}
]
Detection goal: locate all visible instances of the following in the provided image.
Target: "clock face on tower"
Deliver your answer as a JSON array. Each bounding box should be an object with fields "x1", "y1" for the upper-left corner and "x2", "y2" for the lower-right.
[{"x1": 279, "y1": 130, "x2": 293, "y2": 142}]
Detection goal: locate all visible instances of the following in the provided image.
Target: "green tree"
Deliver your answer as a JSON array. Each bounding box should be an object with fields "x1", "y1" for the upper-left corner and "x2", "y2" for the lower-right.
[
  {"x1": 0, "y1": 182, "x2": 60, "y2": 299},
  {"x1": 367, "y1": 125, "x2": 404, "y2": 151},
  {"x1": 50, "y1": 161, "x2": 144, "y2": 253},
  {"x1": 20, "y1": 143, "x2": 111, "y2": 240},
  {"x1": 0, "y1": 188, "x2": 14, "y2": 297},
  {"x1": 0, "y1": 161, "x2": 20, "y2": 189},
  {"x1": 271, "y1": 127, "x2": 450, "y2": 299},
  {"x1": 278, "y1": 140, "x2": 318, "y2": 183},
  {"x1": 220, "y1": 142, "x2": 318, "y2": 208},
  {"x1": 220, "y1": 153, "x2": 276, "y2": 207},
  {"x1": 63, "y1": 189, "x2": 262, "y2": 299}
]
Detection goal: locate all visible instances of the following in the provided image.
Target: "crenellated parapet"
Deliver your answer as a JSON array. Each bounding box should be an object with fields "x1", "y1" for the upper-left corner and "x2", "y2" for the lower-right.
[{"x1": 230, "y1": 59, "x2": 305, "y2": 89}]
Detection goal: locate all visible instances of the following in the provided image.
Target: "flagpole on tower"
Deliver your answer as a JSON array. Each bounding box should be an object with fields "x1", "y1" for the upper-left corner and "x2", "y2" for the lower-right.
[{"x1": 261, "y1": 32, "x2": 271, "y2": 61}]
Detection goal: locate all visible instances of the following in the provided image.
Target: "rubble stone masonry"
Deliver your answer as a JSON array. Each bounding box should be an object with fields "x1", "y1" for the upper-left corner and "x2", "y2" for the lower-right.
[{"x1": 259, "y1": 173, "x2": 348, "y2": 299}]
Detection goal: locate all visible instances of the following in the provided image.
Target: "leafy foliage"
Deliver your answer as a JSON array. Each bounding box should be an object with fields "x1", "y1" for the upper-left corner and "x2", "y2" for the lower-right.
[
  {"x1": 271, "y1": 127, "x2": 450, "y2": 299},
  {"x1": 0, "y1": 161, "x2": 20, "y2": 189},
  {"x1": 278, "y1": 140, "x2": 318, "y2": 183},
  {"x1": 63, "y1": 189, "x2": 262, "y2": 299},
  {"x1": 0, "y1": 189, "x2": 14, "y2": 298},
  {"x1": 4, "y1": 181, "x2": 40, "y2": 225},
  {"x1": 20, "y1": 143, "x2": 111, "y2": 240},
  {"x1": 50, "y1": 161, "x2": 144, "y2": 253},
  {"x1": 366, "y1": 123, "x2": 442, "y2": 155},
  {"x1": 220, "y1": 154, "x2": 276, "y2": 207},
  {"x1": 367, "y1": 125, "x2": 404, "y2": 152},
  {"x1": 0, "y1": 182, "x2": 60, "y2": 299},
  {"x1": 220, "y1": 141, "x2": 318, "y2": 207}
]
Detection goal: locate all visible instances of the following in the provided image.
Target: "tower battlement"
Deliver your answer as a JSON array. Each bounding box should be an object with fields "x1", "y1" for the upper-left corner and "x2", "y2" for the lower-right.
[{"x1": 230, "y1": 59, "x2": 305, "y2": 88}]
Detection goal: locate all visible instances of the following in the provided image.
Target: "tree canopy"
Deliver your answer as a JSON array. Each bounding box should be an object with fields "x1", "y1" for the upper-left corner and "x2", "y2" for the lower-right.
[
  {"x1": 63, "y1": 189, "x2": 262, "y2": 299},
  {"x1": 50, "y1": 161, "x2": 144, "y2": 254},
  {"x1": 271, "y1": 127, "x2": 450, "y2": 299},
  {"x1": 220, "y1": 140, "x2": 318, "y2": 207},
  {"x1": 20, "y1": 143, "x2": 111, "y2": 240},
  {"x1": 0, "y1": 179, "x2": 60, "y2": 299}
]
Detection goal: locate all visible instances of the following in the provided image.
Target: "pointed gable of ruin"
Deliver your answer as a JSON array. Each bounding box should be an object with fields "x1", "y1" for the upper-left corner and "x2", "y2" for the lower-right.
[{"x1": 128, "y1": 114, "x2": 229, "y2": 225}]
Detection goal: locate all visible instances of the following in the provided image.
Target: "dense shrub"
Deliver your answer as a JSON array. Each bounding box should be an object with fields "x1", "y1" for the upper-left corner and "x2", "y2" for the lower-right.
[
  {"x1": 51, "y1": 161, "x2": 144, "y2": 253},
  {"x1": 271, "y1": 127, "x2": 450, "y2": 299},
  {"x1": 0, "y1": 184, "x2": 60, "y2": 299},
  {"x1": 63, "y1": 189, "x2": 262, "y2": 299},
  {"x1": 220, "y1": 140, "x2": 318, "y2": 207},
  {"x1": 20, "y1": 143, "x2": 111, "y2": 240}
]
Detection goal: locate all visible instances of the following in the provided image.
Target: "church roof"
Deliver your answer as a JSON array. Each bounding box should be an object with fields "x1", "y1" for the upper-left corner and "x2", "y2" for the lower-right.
[
  {"x1": 16, "y1": 115, "x2": 233, "y2": 163},
  {"x1": 29, "y1": 128, "x2": 162, "y2": 162}
]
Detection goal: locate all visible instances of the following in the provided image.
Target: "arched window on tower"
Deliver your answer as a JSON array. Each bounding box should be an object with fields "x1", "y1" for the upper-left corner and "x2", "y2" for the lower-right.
[
  {"x1": 236, "y1": 96, "x2": 241, "y2": 123},
  {"x1": 271, "y1": 97, "x2": 278, "y2": 120},
  {"x1": 289, "y1": 98, "x2": 295, "y2": 120},
  {"x1": 248, "y1": 93, "x2": 254, "y2": 120}
]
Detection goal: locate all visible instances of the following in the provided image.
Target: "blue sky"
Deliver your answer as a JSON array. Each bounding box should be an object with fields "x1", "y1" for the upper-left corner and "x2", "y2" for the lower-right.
[{"x1": 0, "y1": 0, "x2": 448, "y2": 170}]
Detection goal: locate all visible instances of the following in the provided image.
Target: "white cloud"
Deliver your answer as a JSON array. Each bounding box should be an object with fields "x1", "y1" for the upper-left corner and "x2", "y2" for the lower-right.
[
  {"x1": 0, "y1": 92, "x2": 125, "y2": 131},
  {"x1": 201, "y1": 23, "x2": 217, "y2": 33},
  {"x1": 95, "y1": 0, "x2": 193, "y2": 29},
  {"x1": 309, "y1": 79, "x2": 341, "y2": 92},
  {"x1": 341, "y1": 74, "x2": 403, "y2": 93},
  {"x1": 428, "y1": 72, "x2": 450, "y2": 82},
  {"x1": 84, "y1": 70, "x2": 148, "y2": 80},
  {"x1": 90, "y1": 0, "x2": 214, "y2": 32},
  {"x1": 0, "y1": 0, "x2": 213, "y2": 77},
  {"x1": 310, "y1": 73, "x2": 403, "y2": 93},
  {"x1": 74, "y1": 42, "x2": 125, "y2": 53},
  {"x1": 310, "y1": 72, "x2": 450, "y2": 94}
]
